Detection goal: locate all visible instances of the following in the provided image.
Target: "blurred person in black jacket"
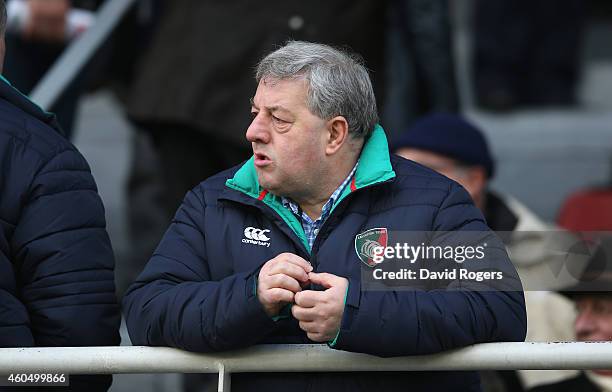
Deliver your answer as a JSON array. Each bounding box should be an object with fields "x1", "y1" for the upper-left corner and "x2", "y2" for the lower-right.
[{"x1": 383, "y1": 0, "x2": 458, "y2": 136}]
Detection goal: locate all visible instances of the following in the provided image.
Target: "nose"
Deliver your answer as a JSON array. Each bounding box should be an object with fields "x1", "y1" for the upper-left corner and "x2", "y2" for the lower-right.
[
  {"x1": 246, "y1": 113, "x2": 271, "y2": 144},
  {"x1": 575, "y1": 307, "x2": 597, "y2": 341}
]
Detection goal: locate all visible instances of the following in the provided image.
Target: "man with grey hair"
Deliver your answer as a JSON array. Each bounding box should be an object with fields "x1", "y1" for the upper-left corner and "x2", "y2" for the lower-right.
[{"x1": 124, "y1": 41, "x2": 526, "y2": 391}]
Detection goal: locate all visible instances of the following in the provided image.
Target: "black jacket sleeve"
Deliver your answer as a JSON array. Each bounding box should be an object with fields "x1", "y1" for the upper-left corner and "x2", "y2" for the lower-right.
[{"x1": 12, "y1": 145, "x2": 121, "y2": 391}]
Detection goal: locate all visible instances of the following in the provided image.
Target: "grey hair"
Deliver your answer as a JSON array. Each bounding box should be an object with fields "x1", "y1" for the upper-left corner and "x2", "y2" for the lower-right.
[{"x1": 255, "y1": 41, "x2": 378, "y2": 139}]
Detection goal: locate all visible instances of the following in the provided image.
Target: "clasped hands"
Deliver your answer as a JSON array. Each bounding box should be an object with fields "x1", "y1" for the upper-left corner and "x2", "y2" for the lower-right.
[{"x1": 257, "y1": 253, "x2": 348, "y2": 342}]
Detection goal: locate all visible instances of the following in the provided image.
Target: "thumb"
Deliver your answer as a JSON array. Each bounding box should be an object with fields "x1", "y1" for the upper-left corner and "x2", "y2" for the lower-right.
[{"x1": 308, "y1": 272, "x2": 341, "y2": 289}]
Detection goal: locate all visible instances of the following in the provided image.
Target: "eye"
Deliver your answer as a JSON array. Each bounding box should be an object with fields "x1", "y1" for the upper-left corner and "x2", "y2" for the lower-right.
[
  {"x1": 272, "y1": 115, "x2": 287, "y2": 124},
  {"x1": 250, "y1": 111, "x2": 259, "y2": 119}
]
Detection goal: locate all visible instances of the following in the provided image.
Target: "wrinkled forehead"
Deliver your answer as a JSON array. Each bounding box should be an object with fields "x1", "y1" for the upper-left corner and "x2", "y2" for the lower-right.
[{"x1": 252, "y1": 78, "x2": 310, "y2": 111}]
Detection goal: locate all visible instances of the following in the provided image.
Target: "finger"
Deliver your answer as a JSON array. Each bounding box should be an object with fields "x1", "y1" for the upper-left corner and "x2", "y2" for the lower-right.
[
  {"x1": 307, "y1": 332, "x2": 326, "y2": 342},
  {"x1": 291, "y1": 305, "x2": 316, "y2": 322},
  {"x1": 298, "y1": 320, "x2": 318, "y2": 333},
  {"x1": 276, "y1": 253, "x2": 313, "y2": 273},
  {"x1": 308, "y1": 272, "x2": 342, "y2": 289},
  {"x1": 265, "y1": 274, "x2": 302, "y2": 293},
  {"x1": 264, "y1": 287, "x2": 295, "y2": 304},
  {"x1": 268, "y1": 262, "x2": 310, "y2": 283},
  {"x1": 294, "y1": 290, "x2": 325, "y2": 308}
]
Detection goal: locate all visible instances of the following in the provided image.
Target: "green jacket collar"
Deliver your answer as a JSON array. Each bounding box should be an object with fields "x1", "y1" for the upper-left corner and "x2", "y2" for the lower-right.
[{"x1": 225, "y1": 124, "x2": 396, "y2": 251}]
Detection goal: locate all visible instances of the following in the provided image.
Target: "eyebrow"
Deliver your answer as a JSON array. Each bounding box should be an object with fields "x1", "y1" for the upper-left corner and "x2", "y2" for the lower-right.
[{"x1": 249, "y1": 98, "x2": 291, "y2": 114}]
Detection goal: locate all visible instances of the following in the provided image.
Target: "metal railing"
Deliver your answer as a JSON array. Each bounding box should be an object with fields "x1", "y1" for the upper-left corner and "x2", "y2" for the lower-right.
[
  {"x1": 29, "y1": 0, "x2": 138, "y2": 110},
  {"x1": 2, "y1": 343, "x2": 612, "y2": 391}
]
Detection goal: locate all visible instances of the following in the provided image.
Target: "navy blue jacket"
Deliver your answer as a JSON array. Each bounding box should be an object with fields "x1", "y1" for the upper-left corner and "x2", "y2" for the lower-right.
[
  {"x1": 0, "y1": 77, "x2": 120, "y2": 391},
  {"x1": 124, "y1": 126, "x2": 526, "y2": 391}
]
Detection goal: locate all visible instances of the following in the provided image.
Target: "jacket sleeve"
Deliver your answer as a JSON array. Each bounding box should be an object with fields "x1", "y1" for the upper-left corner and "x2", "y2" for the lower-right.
[
  {"x1": 0, "y1": 267, "x2": 35, "y2": 346},
  {"x1": 123, "y1": 189, "x2": 279, "y2": 352},
  {"x1": 330, "y1": 182, "x2": 527, "y2": 357},
  {"x1": 12, "y1": 146, "x2": 121, "y2": 390}
]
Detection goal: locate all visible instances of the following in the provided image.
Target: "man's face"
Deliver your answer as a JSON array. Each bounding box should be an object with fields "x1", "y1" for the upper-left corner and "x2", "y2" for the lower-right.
[
  {"x1": 246, "y1": 78, "x2": 328, "y2": 198},
  {"x1": 574, "y1": 296, "x2": 612, "y2": 375},
  {"x1": 575, "y1": 296, "x2": 612, "y2": 342},
  {"x1": 395, "y1": 148, "x2": 464, "y2": 182}
]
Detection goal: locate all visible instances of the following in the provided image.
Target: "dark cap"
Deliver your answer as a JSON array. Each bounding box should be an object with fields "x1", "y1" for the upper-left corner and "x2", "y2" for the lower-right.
[{"x1": 391, "y1": 113, "x2": 495, "y2": 178}]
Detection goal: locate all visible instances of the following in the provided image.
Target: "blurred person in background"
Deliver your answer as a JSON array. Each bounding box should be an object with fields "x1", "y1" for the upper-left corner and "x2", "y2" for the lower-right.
[
  {"x1": 0, "y1": 0, "x2": 121, "y2": 390},
  {"x1": 393, "y1": 113, "x2": 579, "y2": 391},
  {"x1": 3, "y1": 0, "x2": 101, "y2": 138},
  {"x1": 383, "y1": 0, "x2": 459, "y2": 136},
  {"x1": 473, "y1": 0, "x2": 585, "y2": 111},
  {"x1": 530, "y1": 245, "x2": 612, "y2": 392}
]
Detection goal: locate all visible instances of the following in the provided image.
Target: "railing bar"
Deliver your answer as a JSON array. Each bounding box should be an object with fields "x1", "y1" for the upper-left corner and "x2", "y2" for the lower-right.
[
  {"x1": 218, "y1": 364, "x2": 231, "y2": 392},
  {"x1": 29, "y1": 0, "x2": 138, "y2": 110},
  {"x1": 1, "y1": 343, "x2": 612, "y2": 374}
]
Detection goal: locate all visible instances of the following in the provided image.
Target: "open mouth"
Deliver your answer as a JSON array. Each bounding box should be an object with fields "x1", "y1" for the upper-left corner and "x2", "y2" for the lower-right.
[{"x1": 254, "y1": 152, "x2": 272, "y2": 167}]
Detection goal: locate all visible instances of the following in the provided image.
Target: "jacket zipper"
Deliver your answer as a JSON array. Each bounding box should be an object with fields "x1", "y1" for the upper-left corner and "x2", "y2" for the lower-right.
[{"x1": 309, "y1": 178, "x2": 395, "y2": 271}]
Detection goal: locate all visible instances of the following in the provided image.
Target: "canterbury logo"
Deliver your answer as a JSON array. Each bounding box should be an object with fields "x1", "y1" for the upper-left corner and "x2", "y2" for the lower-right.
[
  {"x1": 244, "y1": 227, "x2": 270, "y2": 241},
  {"x1": 242, "y1": 227, "x2": 271, "y2": 247}
]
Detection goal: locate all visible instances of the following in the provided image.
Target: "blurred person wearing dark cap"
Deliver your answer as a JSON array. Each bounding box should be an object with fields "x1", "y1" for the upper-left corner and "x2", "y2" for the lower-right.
[
  {"x1": 393, "y1": 112, "x2": 580, "y2": 390},
  {"x1": 0, "y1": 0, "x2": 120, "y2": 390},
  {"x1": 529, "y1": 244, "x2": 612, "y2": 392}
]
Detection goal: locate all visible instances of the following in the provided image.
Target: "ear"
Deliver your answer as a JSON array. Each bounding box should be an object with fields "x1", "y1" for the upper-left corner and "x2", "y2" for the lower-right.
[
  {"x1": 325, "y1": 116, "x2": 349, "y2": 156},
  {"x1": 470, "y1": 167, "x2": 488, "y2": 190},
  {"x1": 464, "y1": 166, "x2": 487, "y2": 200}
]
